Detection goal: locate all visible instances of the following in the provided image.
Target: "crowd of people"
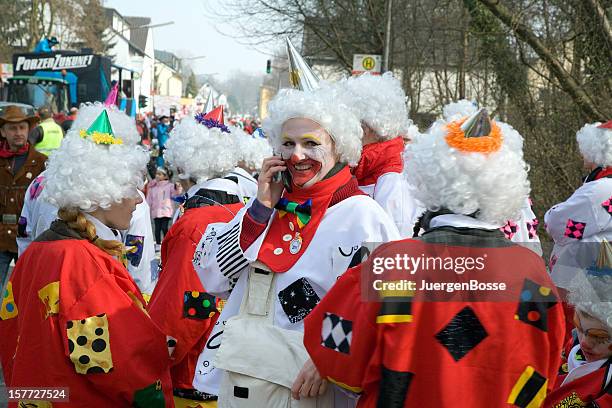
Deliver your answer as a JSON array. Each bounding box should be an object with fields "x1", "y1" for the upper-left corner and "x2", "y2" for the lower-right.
[{"x1": 0, "y1": 39, "x2": 609, "y2": 408}]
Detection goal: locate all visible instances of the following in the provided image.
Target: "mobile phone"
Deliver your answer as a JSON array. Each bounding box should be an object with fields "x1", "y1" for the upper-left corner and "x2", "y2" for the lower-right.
[
  {"x1": 273, "y1": 169, "x2": 292, "y2": 192},
  {"x1": 272, "y1": 151, "x2": 292, "y2": 192},
  {"x1": 281, "y1": 169, "x2": 293, "y2": 193}
]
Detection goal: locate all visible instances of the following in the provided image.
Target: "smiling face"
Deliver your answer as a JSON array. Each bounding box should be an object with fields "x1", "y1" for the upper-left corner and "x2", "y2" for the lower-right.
[
  {"x1": 278, "y1": 118, "x2": 338, "y2": 188},
  {"x1": 574, "y1": 310, "x2": 612, "y2": 362}
]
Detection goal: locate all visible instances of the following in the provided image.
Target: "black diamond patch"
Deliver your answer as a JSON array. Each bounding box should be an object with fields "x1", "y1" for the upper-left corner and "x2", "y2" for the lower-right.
[
  {"x1": 278, "y1": 278, "x2": 320, "y2": 323},
  {"x1": 435, "y1": 306, "x2": 488, "y2": 361},
  {"x1": 516, "y1": 279, "x2": 557, "y2": 332},
  {"x1": 321, "y1": 312, "x2": 352, "y2": 354}
]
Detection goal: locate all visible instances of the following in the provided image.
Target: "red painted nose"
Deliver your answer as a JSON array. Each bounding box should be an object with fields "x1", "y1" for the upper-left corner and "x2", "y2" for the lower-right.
[{"x1": 289, "y1": 154, "x2": 301, "y2": 164}]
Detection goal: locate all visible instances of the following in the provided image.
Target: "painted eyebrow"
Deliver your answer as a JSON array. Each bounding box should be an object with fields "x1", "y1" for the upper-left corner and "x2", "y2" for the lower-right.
[{"x1": 281, "y1": 133, "x2": 321, "y2": 143}]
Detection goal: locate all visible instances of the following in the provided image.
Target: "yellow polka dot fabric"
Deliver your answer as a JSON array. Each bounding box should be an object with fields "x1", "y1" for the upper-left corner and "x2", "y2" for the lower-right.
[
  {"x1": 66, "y1": 313, "x2": 113, "y2": 374},
  {"x1": 0, "y1": 281, "x2": 18, "y2": 320}
]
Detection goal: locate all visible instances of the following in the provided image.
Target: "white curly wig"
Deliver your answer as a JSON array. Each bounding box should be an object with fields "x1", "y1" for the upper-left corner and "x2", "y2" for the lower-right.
[
  {"x1": 442, "y1": 99, "x2": 478, "y2": 122},
  {"x1": 340, "y1": 72, "x2": 412, "y2": 140},
  {"x1": 164, "y1": 116, "x2": 239, "y2": 183},
  {"x1": 576, "y1": 122, "x2": 612, "y2": 167},
  {"x1": 404, "y1": 109, "x2": 530, "y2": 225},
  {"x1": 263, "y1": 84, "x2": 363, "y2": 166},
  {"x1": 569, "y1": 274, "x2": 612, "y2": 331},
  {"x1": 235, "y1": 129, "x2": 273, "y2": 171},
  {"x1": 568, "y1": 241, "x2": 612, "y2": 331},
  {"x1": 42, "y1": 103, "x2": 148, "y2": 212}
]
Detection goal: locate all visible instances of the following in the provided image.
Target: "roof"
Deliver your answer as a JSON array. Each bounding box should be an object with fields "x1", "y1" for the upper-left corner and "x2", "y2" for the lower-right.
[
  {"x1": 102, "y1": 8, "x2": 147, "y2": 56},
  {"x1": 125, "y1": 16, "x2": 151, "y2": 52},
  {"x1": 154, "y1": 49, "x2": 181, "y2": 71}
]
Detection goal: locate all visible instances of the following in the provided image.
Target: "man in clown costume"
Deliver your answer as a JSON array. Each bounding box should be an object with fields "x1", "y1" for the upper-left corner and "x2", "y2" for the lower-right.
[
  {"x1": 303, "y1": 108, "x2": 565, "y2": 407},
  {"x1": 0, "y1": 103, "x2": 173, "y2": 407},
  {"x1": 16, "y1": 95, "x2": 158, "y2": 298},
  {"x1": 191, "y1": 39, "x2": 399, "y2": 407},
  {"x1": 148, "y1": 106, "x2": 262, "y2": 408},
  {"x1": 439, "y1": 100, "x2": 543, "y2": 255},
  {"x1": 544, "y1": 240, "x2": 612, "y2": 406},
  {"x1": 546, "y1": 121, "x2": 612, "y2": 288},
  {"x1": 339, "y1": 72, "x2": 423, "y2": 237}
]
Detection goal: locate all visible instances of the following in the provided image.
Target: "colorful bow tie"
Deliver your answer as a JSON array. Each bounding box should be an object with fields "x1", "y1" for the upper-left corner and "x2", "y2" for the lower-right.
[{"x1": 275, "y1": 198, "x2": 312, "y2": 228}]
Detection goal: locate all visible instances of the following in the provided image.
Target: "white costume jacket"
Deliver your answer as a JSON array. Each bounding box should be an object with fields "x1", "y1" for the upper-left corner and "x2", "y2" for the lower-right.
[
  {"x1": 359, "y1": 172, "x2": 424, "y2": 238},
  {"x1": 545, "y1": 177, "x2": 612, "y2": 288}
]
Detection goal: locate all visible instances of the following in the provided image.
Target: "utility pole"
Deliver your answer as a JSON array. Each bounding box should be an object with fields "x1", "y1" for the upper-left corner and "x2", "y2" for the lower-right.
[{"x1": 382, "y1": 0, "x2": 393, "y2": 72}]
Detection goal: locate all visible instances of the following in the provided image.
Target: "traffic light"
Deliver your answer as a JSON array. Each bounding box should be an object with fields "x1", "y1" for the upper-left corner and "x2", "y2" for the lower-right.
[
  {"x1": 138, "y1": 95, "x2": 148, "y2": 108},
  {"x1": 266, "y1": 59, "x2": 272, "y2": 74}
]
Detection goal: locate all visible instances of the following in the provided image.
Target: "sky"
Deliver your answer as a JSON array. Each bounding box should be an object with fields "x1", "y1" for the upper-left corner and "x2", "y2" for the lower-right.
[{"x1": 104, "y1": 0, "x2": 271, "y2": 79}]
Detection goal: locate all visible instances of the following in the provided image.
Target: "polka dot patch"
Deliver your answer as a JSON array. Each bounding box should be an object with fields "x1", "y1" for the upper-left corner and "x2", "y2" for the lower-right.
[
  {"x1": 66, "y1": 313, "x2": 113, "y2": 374},
  {"x1": 183, "y1": 291, "x2": 219, "y2": 320},
  {"x1": 0, "y1": 282, "x2": 18, "y2": 320}
]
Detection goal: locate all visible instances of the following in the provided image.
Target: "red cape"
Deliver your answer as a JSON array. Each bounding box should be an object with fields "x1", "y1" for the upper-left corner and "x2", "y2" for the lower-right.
[
  {"x1": 0, "y1": 239, "x2": 174, "y2": 407},
  {"x1": 147, "y1": 203, "x2": 243, "y2": 390},
  {"x1": 304, "y1": 237, "x2": 565, "y2": 407}
]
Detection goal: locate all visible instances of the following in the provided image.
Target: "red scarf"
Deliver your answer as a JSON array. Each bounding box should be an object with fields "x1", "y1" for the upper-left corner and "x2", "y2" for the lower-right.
[
  {"x1": 0, "y1": 139, "x2": 29, "y2": 159},
  {"x1": 258, "y1": 166, "x2": 353, "y2": 272},
  {"x1": 352, "y1": 137, "x2": 404, "y2": 186}
]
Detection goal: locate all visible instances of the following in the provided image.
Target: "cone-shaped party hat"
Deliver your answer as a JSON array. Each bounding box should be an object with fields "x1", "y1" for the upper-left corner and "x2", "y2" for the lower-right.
[
  {"x1": 460, "y1": 108, "x2": 492, "y2": 138},
  {"x1": 194, "y1": 105, "x2": 229, "y2": 133},
  {"x1": 79, "y1": 109, "x2": 123, "y2": 145},
  {"x1": 204, "y1": 91, "x2": 215, "y2": 114},
  {"x1": 445, "y1": 107, "x2": 501, "y2": 153},
  {"x1": 286, "y1": 37, "x2": 320, "y2": 91},
  {"x1": 104, "y1": 83, "x2": 119, "y2": 107}
]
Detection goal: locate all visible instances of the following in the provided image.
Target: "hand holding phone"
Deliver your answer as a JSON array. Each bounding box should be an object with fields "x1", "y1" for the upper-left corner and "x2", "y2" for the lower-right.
[{"x1": 257, "y1": 155, "x2": 287, "y2": 208}]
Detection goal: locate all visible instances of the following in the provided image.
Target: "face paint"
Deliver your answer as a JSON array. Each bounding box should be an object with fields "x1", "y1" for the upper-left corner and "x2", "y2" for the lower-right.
[
  {"x1": 280, "y1": 118, "x2": 338, "y2": 188},
  {"x1": 574, "y1": 311, "x2": 612, "y2": 362},
  {"x1": 287, "y1": 156, "x2": 322, "y2": 186}
]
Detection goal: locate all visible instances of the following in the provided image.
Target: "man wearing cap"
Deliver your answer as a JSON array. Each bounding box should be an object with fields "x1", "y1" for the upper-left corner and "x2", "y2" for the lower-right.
[
  {"x1": 0, "y1": 105, "x2": 46, "y2": 288},
  {"x1": 28, "y1": 106, "x2": 64, "y2": 156}
]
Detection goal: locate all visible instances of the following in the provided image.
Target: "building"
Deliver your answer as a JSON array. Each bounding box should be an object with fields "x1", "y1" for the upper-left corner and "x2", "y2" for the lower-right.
[
  {"x1": 104, "y1": 8, "x2": 155, "y2": 113},
  {"x1": 125, "y1": 16, "x2": 155, "y2": 113},
  {"x1": 154, "y1": 50, "x2": 183, "y2": 97},
  {"x1": 153, "y1": 49, "x2": 184, "y2": 116}
]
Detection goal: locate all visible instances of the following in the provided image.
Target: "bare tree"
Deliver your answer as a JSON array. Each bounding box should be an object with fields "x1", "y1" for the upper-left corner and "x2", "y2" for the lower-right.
[{"x1": 477, "y1": 0, "x2": 609, "y2": 122}]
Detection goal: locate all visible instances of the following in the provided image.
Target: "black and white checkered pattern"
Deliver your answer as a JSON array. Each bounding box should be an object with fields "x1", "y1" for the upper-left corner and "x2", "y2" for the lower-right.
[{"x1": 321, "y1": 312, "x2": 352, "y2": 354}]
